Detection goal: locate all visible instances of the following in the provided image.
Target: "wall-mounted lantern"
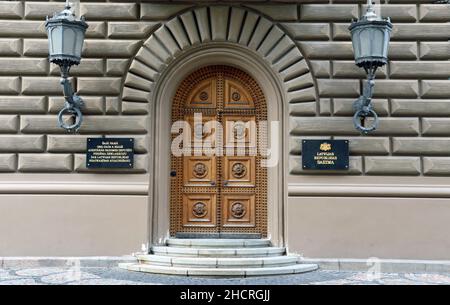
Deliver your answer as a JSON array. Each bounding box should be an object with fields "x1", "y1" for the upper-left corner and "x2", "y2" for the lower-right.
[
  {"x1": 349, "y1": 1, "x2": 392, "y2": 134},
  {"x1": 45, "y1": 0, "x2": 88, "y2": 133}
]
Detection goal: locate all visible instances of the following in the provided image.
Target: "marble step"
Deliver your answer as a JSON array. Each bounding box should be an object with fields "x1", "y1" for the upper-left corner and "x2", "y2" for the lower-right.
[
  {"x1": 119, "y1": 262, "x2": 318, "y2": 277},
  {"x1": 137, "y1": 254, "x2": 300, "y2": 268},
  {"x1": 151, "y1": 246, "x2": 286, "y2": 257},
  {"x1": 166, "y1": 238, "x2": 271, "y2": 248}
]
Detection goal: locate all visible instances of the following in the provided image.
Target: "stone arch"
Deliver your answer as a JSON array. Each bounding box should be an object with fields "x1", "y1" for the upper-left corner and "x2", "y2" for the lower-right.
[{"x1": 120, "y1": 6, "x2": 318, "y2": 113}]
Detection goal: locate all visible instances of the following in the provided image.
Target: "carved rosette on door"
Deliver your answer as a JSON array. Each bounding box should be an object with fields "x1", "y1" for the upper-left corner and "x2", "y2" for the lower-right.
[{"x1": 170, "y1": 66, "x2": 267, "y2": 236}]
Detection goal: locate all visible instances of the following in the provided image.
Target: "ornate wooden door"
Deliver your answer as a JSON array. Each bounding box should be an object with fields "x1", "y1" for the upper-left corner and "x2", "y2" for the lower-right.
[{"x1": 170, "y1": 66, "x2": 267, "y2": 237}]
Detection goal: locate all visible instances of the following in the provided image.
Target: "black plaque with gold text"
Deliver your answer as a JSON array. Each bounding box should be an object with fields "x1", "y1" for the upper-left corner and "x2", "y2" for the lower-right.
[
  {"x1": 86, "y1": 138, "x2": 134, "y2": 169},
  {"x1": 302, "y1": 140, "x2": 349, "y2": 170}
]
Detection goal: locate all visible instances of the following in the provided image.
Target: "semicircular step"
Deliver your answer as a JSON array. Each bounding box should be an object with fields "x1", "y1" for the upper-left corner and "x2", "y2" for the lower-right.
[{"x1": 119, "y1": 263, "x2": 318, "y2": 277}]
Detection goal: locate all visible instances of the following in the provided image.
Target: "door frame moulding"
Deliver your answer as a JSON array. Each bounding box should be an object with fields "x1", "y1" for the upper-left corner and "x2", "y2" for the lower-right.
[{"x1": 148, "y1": 44, "x2": 288, "y2": 247}]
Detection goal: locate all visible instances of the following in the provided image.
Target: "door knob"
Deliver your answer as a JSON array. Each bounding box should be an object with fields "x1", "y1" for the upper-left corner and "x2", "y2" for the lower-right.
[
  {"x1": 223, "y1": 180, "x2": 229, "y2": 186},
  {"x1": 211, "y1": 181, "x2": 216, "y2": 186}
]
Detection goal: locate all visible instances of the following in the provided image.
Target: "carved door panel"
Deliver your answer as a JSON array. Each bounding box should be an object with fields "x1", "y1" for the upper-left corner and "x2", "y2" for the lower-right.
[{"x1": 171, "y1": 66, "x2": 267, "y2": 236}]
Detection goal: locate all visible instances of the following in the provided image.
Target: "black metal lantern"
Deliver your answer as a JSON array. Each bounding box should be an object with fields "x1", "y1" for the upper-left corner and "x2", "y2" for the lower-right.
[
  {"x1": 45, "y1": 0, "x2": 88, "y2": 132},
  {"x1": 349, "y1": 1, "x2": 392, "y2": 134}
]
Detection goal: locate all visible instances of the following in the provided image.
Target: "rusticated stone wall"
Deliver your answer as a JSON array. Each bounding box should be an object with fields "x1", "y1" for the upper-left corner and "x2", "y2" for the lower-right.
[{"x1": 0, "y1": 0, "x2": 448, "y2": 177}]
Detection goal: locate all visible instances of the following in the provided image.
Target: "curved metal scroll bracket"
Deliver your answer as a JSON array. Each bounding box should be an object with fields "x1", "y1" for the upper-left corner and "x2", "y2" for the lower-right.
[
  {"x1": 352, "y1": 72, "x2": 379, "y2": 134},
  {"x1": 57, "y1": 65, "x2": 84, "y2": 133}
]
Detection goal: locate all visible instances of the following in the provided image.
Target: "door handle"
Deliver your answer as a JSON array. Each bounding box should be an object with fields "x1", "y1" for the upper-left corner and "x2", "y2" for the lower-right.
[
  {"x1": 223, "y1": 180, "x2": 229, "y2": 187},
  {"x1": 210, "y1": 181, "x2": 216, "y2": 186}
]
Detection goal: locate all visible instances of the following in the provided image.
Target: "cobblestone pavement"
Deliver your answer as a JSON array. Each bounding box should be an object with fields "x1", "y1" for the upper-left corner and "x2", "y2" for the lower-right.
[{"x1": 1, "y1": 267, "x2": 450, "y2": 285}]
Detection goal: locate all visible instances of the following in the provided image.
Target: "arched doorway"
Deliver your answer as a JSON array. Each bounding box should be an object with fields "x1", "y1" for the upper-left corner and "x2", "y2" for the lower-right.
[{"x1": 170, "y1": 65, "x2": 268, "y2": 237}]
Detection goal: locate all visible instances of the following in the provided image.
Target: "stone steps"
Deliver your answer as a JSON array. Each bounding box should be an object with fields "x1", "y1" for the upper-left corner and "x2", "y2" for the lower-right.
[
  {"x1": 151, "y1": 246, "x2": 286, "y2": 257},
  {"x1": 119, "y1": 262, "x2": 319, "y2": 277},
  {"x1": 136, "y1": 254, "x2": 300, "y2": 268},
  {"x1": 119, "y1": 238, "x2": 318, "y2": 277}
]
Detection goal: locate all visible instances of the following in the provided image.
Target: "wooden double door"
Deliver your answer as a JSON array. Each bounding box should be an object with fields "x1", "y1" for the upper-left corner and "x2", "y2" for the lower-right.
[{"x1": 170, "y1": 65, "x2": 267, "y2": 237}]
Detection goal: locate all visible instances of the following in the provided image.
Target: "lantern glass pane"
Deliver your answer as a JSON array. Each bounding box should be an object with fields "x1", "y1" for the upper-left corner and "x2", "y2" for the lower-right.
[
  {"x1": 74, "y1": 28, "x2": 84, "y2": 59},
  {"x1": 50, "y1": 26, "x2": 63, "y2": 56},
  {"x1": 351, "y1": 31, "x2": 361, "y2": 60},
  {"x1": 372, "y1": 28, "x2": 384, "y2": 57},
  {"x1": 62, "y1": 26, "x2": 77, "y2": 57},
  {"x1": 359, "y1": 29, "x2": 371, "y2": 59}
]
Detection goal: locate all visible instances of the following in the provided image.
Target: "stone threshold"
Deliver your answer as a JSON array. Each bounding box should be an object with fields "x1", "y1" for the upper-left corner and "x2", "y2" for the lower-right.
[{"x1": 301, "y1": 258, "x2": 450, "y2": 273}]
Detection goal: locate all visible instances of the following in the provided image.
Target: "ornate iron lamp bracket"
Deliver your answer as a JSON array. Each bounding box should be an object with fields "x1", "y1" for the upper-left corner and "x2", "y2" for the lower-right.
[
  {"x1": 57, "y1": 64, "x2": 84, "y2": 133},
  {"x1": 353, "y1": 69, "x2": 378, "y2": 134}
]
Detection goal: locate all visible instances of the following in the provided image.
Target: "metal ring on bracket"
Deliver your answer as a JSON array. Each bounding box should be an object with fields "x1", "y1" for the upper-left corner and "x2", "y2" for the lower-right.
[
  {"x1": 57, "y1": 106, "x2": 83, "y2": 132},
  {"x1": 353, "y1": 109, "x2": 379, "y2": 134}
]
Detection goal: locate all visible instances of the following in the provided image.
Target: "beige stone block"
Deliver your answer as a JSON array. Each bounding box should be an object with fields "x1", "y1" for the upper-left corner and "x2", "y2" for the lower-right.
[
  {"x1": 0, "y1": 154, "x2": 16, "y2": 172},
  {"x1": 333, "y1": 99, "x2": 389, "y2": 116},
  {"x1": 300, "y1": 4, "x2": 357, "y2": 21},
  {"x1": 82, "y1": 40, "x2": 141, "y2": 57},
  {"x1": 391, "y1": 99, "x2": 450, "y2": 117},
  {"x1": 108, "y1": 22, "x2": 159, "y2": 39},
  {"x1": 47, "y1": 135, "x2": 148, "y2": 154},
  {"x1": 335, "y1": 137, "x2": 390, "y2": 155},
  {"x1": 0, "y1": 39, "x2": 22, "y2": 56},
  {"x1": 310, "y1": 61, "x2": 330, "y2": 78},
  {"x1": 373, "y1": 80, "x2": 419, "y2": 98},
  {"x1": 79, "y1": 116, "x2": 148, "y2": 134},
  {"x1": 287, "y1": 87, "x2": 317, "y2": 104},
  {"x1": 106, "y1": 59, "x2": 130, "y2": 76},
  {"x1": 423, "y1": 158, "x2": 450, "y2": 176},
  {"x1": 333, "y1": 61, "x2": 386, "y2": 78},
  {"x1": 74, "y1": 153, "x2": 147, "y2": 173},
  {"x1": 124, "y1": 73, "x2": 153, "y2": 92},
  {"x1": 50, "y1": 59, "x2": 104, "y2": 76},
  {"x1": 290, "y1": 155, "x2": 362, "y2": 175},
  {"x1": 393, "y1": 138, "x2": 450, "y2": 156},
  {"x1": 121, "y1": 102, "x2": 149, "y2": 115},
  {"x1": 210, "y1": 6, "x2": 229, "y2": 41},
  {"x1": 420, "y1": 42, "x2": 449, "y2": 60},
  {"x1": 0, "y1": 135, "x2": 44, "y2": 153},
  {"x1": 131, "y1": 53, "x2": 161, "y2": 80},
  {"x1": 23, "y1": 39, "x2": 48, "y2": 56},
  {"x1": 389, "y1": 42, "x2": 418, "y2": 60},
  {"x1": 289, "y1": 102, "x2": 316, "y2": 116},
  {"x1": 283, "y1": 23, "x2": 330, "y2": 40},
  {"x1": 22, "y1": 77, "x2": 74, "y2": 95},
  {"x1": 24, "y1": 2, "x2": 78, "y2": 19},
  {"x1": 365, "y1": 157, "x2": 421, "y2": 175},
  {"x1": 422, "y1": 118, "x2": 450, "y2": 136},
  {"x1": 141, "y1": 3, "x2": 192, "y2": 20},
  {"x1": 290, "y1": 117, "x2": 359, "y2": 136},
  {"x1": 20, "y1": 115, "x2": 68, "y2": 134},
  {"x1": 279, "y1": 59, "x2": 309, "y2": 82},
  {"x1": 391, "y1": 24, "x2": 450, "y2": 41},
  {"x1": 166, "y1": 18, "x2": 190, "y2": 50},
  {"x1": 246, "y1": 4, "x2": 298, "y2": 21},
  {"x1": 0, "y1": 115, "x2": 19, "y2": 133},
  {"x1": 421, "y1": 80, "x2": 450, "y2": 99},
  {"x1": 0, "y1": 77, "x2": 20, "y2": 94},
  {"x1": 419, "y1": 4, "x2": 450, "y2": 22},
  {"x1": 48, "y1": 97, "x2": 104, "y2": 115},
  {"x1": 80, "y1": 3, "x2": 138, "y2": 20},
  {"x1": 0, "y1": 1, "x2": 23, "y2": 19},
  {"x1": 77, "y1": 78, "x2": 122, "y2": 95},
  {"x1": 390, "y1": 61, "x2": 450, "y2": 79},
  {"x1": 0, "y1": 96, "x2": 46, "y2": 114},
  {"x1": 319, "y1": 99, "x2": 331, "y2": 115},
  {"x1": 317, "y1": 79, "x2": 359, "y2": 98},
  {"x1": 105, "y1": 97, "x2": 120, "y2": 115},
  {"x1": 371, "y1": 118, "x2": 419, "y2": 136},
  {"x1": 18, "y1": 154, "x2": 72, "y2": 173},
  {"x1": 0, "y1": 20, "x2": 46, "y2": 38},
  {"x1": 122, "y1": 87, "x2": 151, "y2": 103},
  {"x1": 0, "y1": 58, "x2": 47, "y2": 75},
  {"x1": 299, "y1": 42, "x2": 353, "y2": 60}
]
